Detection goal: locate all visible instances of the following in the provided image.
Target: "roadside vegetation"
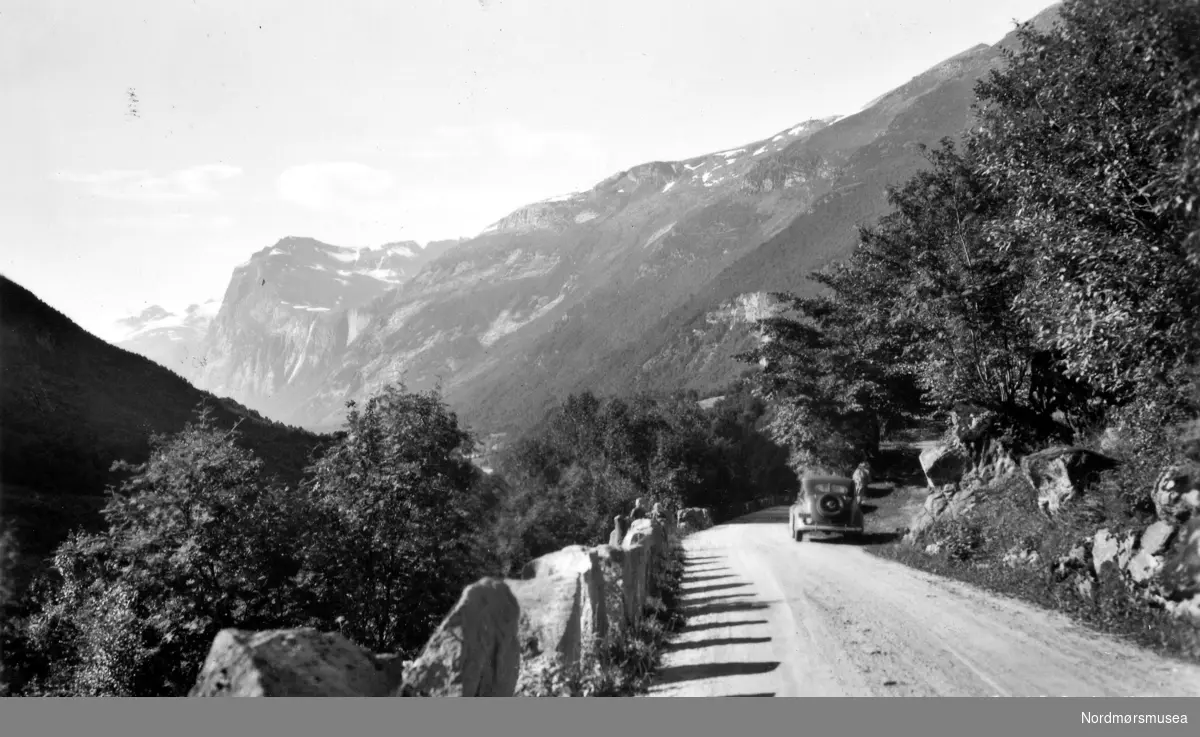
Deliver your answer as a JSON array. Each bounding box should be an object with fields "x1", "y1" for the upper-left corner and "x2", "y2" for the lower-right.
[
  {"x1": 737, "y1": 0, "x2": 1200, "y2": 662},
  {"x1": 0, "y1": 380, "x2": 791, "y2": 697}
]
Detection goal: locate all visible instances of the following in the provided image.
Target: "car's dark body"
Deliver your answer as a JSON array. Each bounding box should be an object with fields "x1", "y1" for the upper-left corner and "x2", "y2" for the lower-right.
[{"x1": 788, "y1": 475, "x2": 864, "y2": 542}]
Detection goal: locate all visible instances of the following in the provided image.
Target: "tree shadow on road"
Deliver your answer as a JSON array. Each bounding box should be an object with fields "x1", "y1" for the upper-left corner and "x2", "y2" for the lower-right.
[
  {"x1": 654, "y1": 661, "x2": 781, "y2": 686},
  {"x1": 680, "y1": 591, "x2": 755, "y2": 608},
  {"x1": 681, "y1": 581, "x2": 751, "y2": 596},
  {"x1": 665, "y1": 636, "x2": 773, "y2": 653},
  {"x1": 680, "y1": 573, "x2": 738, "y2": 584},
  {"x1": 678, "y1": 618, "x2": 769, "y2": 634},
  {"x1": 723, "y1": 692, "x2": 776, "y2": 697},
  {"x1": 682, "y1": 568, "x2": 732, "y2": 578},
  {"x1": 680, "y1": 600, "x2": 771, "y2": 617}
]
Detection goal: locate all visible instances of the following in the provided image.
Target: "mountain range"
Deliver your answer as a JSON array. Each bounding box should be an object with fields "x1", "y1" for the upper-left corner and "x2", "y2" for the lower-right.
[{"x1": 114, "y1": 6, "x2": 1059, "y2": 437}]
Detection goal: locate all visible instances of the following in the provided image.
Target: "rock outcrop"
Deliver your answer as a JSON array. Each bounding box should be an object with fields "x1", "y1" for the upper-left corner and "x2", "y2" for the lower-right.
[
  {"x1": 1020, "y1": 446, "x2": 1121, "y2": 516},
  {"x1": 905, "y1": 483, "x2": 981, "y2": 543},
  {"x1": 1152, "y1": 462, "x2": 1200, "y2": 524},
  {"x1": 399, "y1": 578, "x2": 521, "y2": 697},
  {"x1": 510, "y1": 546, "x2": 605, "y2": 669},
  {"x1": 919, "y1": 443, "x2": 970, "y2": 489},
  {"x1": 190, "y1": 629, "x2": 404, "y2": 697}
]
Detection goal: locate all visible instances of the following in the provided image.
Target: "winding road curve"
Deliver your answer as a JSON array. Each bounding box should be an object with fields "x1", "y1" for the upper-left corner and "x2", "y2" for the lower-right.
[{"x1": 648, "y1": 506, "x2": 1200, "y2": 697}]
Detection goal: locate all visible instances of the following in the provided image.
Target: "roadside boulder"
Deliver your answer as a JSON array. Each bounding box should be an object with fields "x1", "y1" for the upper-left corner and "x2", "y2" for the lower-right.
[
  {"x1": 399, "y1": 577, "x2": 520, "y2": 697},
  {"x1": 1140, "y1": 521, "x2": 1177, "y2": 558},
  {"x1": 1127, "y1": 549, "x2": 1164, "y2": 584},
  {"x1": 919, "y1": 443, "x2": 969, "y2": 489},
  {"x1": 190, "y1": 628, "x2": 397, "y2": 697},
  {"x1": 1151, "y1": 462, "x2": 1200, "y2": 524},
  {"x1": 510, "y1": 546, "x2": 605, "y2": 667},
  {"x1": 1052, "y1": 540, "x2": 1092, "y2": 581},
  {"x1": 592, "y1": 545, "x2": 629, "y2": 637},
  {"x1": 905, "y1": 484, "x2": 980, "y2": 543},
  {"x1": 1161, "y1": 517, "x2": 1200, "y2": 602},
  {"x1": 1020, "y1": 446, "x2": 1120, "y2": 516},
  {"x1": 623, "y1": 518, "x2": 665, "y2": 598},
  {"x1": 1092, "y1": 528, "x2": 1138, "y2": 576}
]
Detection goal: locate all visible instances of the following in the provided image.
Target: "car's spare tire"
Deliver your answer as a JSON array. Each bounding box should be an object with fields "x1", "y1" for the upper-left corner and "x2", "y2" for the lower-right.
[{"x1": 817, "y1": 493, "x2": 848, "y2": 520}]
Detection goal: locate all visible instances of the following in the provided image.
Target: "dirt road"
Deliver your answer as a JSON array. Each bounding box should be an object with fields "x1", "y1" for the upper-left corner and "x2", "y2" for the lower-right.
[{"x1": 648, "y1": 506, "x2": 1200, "y2": 697}]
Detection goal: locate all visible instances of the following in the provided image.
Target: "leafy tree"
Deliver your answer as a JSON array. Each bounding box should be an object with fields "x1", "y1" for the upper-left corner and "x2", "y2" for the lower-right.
[
  {"x1": 12, "y1": 408, "x2": 310, "y2": 696},
  {"x1": 486, "y1": 388, "x2": 795, "y2": 573},
  {"x1": 299, "y1": 384, "x2": 486, "y2": 657},
  {"x1": 971, "y1": 0, "x2": 1200, "y2": 400}
]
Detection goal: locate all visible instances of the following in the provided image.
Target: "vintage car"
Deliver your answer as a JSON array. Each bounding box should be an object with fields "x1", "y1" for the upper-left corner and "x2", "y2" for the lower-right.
[{"x1": 788, "y1": 475, "x2": 864, "y2": 542}]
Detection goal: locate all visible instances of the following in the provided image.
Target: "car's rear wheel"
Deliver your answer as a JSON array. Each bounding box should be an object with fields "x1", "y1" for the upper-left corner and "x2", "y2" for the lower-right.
[{"x1": 793, "y1": 527, "x2": 804, "y2": 542}]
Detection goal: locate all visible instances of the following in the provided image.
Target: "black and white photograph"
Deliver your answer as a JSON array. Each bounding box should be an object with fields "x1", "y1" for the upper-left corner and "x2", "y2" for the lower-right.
[{"x1": 1, "y1": 0, "x2": 1199, "y2": 728}]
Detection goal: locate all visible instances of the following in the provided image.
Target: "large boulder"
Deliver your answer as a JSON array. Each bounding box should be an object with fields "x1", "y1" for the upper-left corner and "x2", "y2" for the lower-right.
[
  {"x1": 1161, "y1": 517, "x2": 1200, "y2": 602},
  {"x1": 919, "y1": 443, "x2": 970, "y2": 489},
  {"x1": 399, "y1": 577, "x2": 521, "y2": 697},
  {"x1": 1092, "y1": 528, "x2": 1138, "y2": 576},
  {"x1": 190, "y1": 628, "x2": 399, "y2": 697},
  {"x1": 905, "y1": 484, "x2": 980, "y2": 542},
  {"x1": 1020, "y1": 446, "x2": 1120, "y2": 516},
  {"x1": 1051, "y1": 539, "x2": 1092, "y2": 581},
  {"x1": 623, "y1": 517, "x2": 664, "y2": 600},
  {"x1": 1140, "y1": 521, "x2": 1178, "y2": 557},
  {"x1": 1151, "y1": 462, "x2": 1200, "y2": 524},
  {"x1": 591, "y1": 545, "x2": 630, "y2": 637},
  {"x1": 508, "y1": 545, "x2": 604, "y2": 668}
]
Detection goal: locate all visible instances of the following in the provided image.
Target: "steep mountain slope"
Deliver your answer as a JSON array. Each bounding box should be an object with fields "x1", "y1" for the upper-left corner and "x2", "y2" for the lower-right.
[
  {"x1": 0, "y1": 274, "x2": 331, "y2": 589},
  {"x1": 587, "y1": 42, "x2": 1012, "y2": 402},
  {"x1": 304, "y1": 41, "x2": 1014, "y2": 435},
  {"x1": 593, "y1": 6, "x2": 1067, "y2": 403},
  {"x1": 192, "y1": 7, "x2": 1058, "y2": 437},
  {"x1": 186, "y1": 237, "x2": 459, "y2": 423},
  {"x1": 291, "y1": 116, "x2": 849, "y2": 432}
]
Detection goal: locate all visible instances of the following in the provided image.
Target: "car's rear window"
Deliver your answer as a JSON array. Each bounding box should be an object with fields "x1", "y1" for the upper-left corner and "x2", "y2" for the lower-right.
[{"x1": 808, "y1": 482, "x2": 851, "y2": 494}]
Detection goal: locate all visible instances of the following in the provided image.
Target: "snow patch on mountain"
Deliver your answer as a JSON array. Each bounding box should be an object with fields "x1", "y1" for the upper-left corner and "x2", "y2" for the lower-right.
[
  {"x1": 328, "y1": 250, "x2": 360, "y2": 263},
  {"x1": 479, "y1": 292, "x2": 567, "y2": 347},
  {"x1": 643, "y1": 221, "x2": 675, "y2": 250}
]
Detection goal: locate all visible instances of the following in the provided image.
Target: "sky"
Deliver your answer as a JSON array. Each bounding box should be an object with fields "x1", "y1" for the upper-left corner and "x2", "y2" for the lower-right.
[{"x1": 0, "y1": 0, "x2": 1055, "y2": 342}]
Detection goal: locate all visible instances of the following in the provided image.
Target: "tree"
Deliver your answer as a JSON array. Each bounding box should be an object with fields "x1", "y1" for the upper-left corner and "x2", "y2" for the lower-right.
[
  {"x1": 970, "y1": 0, "x2": 1200, "y2": 400},
  {"x1": 14, "y1": 407, "x2": 310, "y2": 696},
  {"x1": 299, "y1": 384, "x2": 486, "y2": 657}
]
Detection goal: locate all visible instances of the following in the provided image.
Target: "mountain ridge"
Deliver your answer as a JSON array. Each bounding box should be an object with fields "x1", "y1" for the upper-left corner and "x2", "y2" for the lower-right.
[{"x1": 114, "y1": 7, "x2": 1061, "y2": 437}]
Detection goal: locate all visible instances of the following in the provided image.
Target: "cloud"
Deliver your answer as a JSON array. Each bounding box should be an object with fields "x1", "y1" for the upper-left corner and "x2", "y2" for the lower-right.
[
  {"x1": 276, "y1": 162, "x2": 402, "y2": 224},
  {"x1": 56, "y1": 164, "x2": 243, "y2": 201}
]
